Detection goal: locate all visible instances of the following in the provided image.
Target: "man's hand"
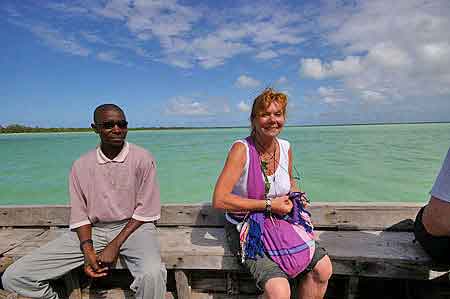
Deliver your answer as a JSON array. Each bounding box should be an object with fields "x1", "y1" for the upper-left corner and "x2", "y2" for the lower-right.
[
  {"x1": 271, "y1": 196, "x2": 293, "y2": 216},
  {"x1": 83, "y1": 247, "x2": 108, "y2": 278},
  {"x1": 97, "y1": 240, "x2": 120, "y2": 267}
]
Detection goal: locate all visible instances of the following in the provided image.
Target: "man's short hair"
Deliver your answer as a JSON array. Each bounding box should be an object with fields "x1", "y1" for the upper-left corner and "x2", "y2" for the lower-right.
[{"x1": 93, "y1": 104, "x2": 125, "y2": 123}]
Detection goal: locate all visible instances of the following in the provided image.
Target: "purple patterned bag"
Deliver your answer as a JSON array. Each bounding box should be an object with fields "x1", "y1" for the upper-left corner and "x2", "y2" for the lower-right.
[{"x1": 262, "y1": 192, "x2": 316, "y2": 277}]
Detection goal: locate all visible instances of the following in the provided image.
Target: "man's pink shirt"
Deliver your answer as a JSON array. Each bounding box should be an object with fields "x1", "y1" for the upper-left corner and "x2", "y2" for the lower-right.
[{"x1": 69, "y1": 142, "x2": 161, "y2": 230}]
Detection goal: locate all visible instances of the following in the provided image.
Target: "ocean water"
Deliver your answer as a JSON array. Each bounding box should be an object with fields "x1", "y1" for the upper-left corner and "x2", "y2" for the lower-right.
[{"x1": 0, "y1": 123, "x2": 449, "y2": 205}]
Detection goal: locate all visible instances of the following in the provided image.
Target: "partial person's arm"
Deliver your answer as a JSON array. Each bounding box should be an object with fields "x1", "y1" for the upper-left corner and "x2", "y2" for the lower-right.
[
  {"x1": 422, "y1": 148, "x2": 450, "y2": 236},
  {"x1": 213, "y1": 142, "x2": 292, "y2": 216}
]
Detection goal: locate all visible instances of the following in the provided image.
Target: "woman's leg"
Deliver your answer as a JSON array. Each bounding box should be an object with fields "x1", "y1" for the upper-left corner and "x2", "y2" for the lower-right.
[
  {"x1": 297, "y1": 255, "x2": 332, "y2": 299},
  {"x1": 264, "y1": 277, "x2": 290, "y2": 299},
  {"x1": 225, "y1": 221, "x2": 291, "y2": 298}
]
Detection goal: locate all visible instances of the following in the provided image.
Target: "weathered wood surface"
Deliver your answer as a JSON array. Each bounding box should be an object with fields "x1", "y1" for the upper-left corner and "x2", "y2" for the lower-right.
[
  {"x1": 1, "y1": 227, "x2": 447, "y2": 280},
  {"x1": 1, "y1": 203, "x2": 445, "y2": 299},
  {"x1": 0, "y1": 203, "x2": 423, "y2": 230},
  {"x1": 0, "y1": 289, "x2": 260, "y2": 299}
]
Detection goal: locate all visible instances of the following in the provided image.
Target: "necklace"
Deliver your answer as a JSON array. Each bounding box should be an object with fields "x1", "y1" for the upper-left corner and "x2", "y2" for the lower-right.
[
  {"x1": 253, "y1": 135, "x2": 277, "y2": 198},
  {"x1": 253, "y1": 136, "x2": 276, "y2": 162}
]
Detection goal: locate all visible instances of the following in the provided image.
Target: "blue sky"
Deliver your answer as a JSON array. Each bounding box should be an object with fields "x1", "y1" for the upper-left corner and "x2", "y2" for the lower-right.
[{"x1": 1, "y1": 0, "x2": 450, "y2": 128}]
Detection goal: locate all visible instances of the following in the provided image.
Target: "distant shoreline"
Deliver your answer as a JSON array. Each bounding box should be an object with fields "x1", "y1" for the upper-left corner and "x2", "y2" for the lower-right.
[{"x1": 1, "y1": 121, "x2": 449, "y2": 134}]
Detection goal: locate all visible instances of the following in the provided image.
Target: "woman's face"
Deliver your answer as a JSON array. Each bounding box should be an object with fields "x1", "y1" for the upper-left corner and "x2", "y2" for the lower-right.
[{"x1": 253, "y1": 101, "x2": 285, "y2": 139}]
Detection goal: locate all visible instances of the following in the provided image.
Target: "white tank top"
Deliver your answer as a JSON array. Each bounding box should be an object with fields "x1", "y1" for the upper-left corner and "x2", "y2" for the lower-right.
[{"x1": 226, "y1": 138, "x2": 292, "y2": 223}]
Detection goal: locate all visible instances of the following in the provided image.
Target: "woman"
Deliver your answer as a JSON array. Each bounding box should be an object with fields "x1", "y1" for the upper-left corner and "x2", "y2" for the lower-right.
[{"x1": 213, "y1": 88, "x2": 332, "y2": 299}]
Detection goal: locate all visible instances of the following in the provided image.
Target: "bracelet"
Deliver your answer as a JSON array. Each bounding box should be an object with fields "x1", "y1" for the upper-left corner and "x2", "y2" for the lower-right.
[
  {"x1": 265, "y1": 199, "x2": 272, "y2": 213},
  {"x1": 79, "y1": 239, "x2": 93, "y2": 252}
]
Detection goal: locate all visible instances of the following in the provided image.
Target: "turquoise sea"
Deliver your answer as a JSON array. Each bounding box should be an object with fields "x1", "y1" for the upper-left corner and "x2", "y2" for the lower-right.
[{"x1": 0, "y1": 123, "x2": 449, "y2": 205}]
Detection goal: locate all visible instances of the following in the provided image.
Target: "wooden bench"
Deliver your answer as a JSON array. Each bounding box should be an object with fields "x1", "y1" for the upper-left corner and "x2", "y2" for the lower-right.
[{"x1": 1, "y1": 203, "x2": 449, "y2": 299}]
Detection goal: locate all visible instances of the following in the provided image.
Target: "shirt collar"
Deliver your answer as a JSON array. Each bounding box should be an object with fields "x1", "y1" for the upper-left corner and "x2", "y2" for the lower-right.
[{"x1": 96, "y1": 142, "x2": 130, "y2": 164}]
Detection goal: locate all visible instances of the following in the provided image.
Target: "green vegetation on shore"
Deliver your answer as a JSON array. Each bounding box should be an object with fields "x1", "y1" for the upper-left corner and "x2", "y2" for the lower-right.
[
  {"x1": 0, "y1": 124, "x2": 91, "y2": 133},
  {"x1": 1, "y1": 121, "x2": 449, "y2": 134},
  {"x1": 0, "y1": 124, "x2": 218, "y2": 134}
]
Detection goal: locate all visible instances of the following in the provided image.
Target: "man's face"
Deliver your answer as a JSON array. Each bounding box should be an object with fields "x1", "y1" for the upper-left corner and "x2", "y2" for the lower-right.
[{"x1": 92, "y1": 109, "x2": 128, "y2": 148}]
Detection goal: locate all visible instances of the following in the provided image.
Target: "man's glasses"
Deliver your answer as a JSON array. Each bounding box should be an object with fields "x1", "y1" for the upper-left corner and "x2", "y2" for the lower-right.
[{"x1": 96, "y1": 120, "x2": 128, "y2": 129}]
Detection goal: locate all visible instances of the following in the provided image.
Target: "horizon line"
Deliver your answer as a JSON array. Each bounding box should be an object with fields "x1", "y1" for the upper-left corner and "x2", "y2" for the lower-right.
[{"x1": 1, "y1": 120, "x2": 449, "y2": 133}]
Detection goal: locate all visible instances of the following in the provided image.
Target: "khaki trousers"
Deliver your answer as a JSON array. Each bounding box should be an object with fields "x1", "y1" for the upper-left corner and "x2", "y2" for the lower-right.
[{"x1": 2, "y1": 221, "x2": 167, "y2": 299}]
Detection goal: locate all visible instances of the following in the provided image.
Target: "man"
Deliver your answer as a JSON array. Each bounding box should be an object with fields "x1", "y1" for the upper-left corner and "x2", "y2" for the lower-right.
[
  {"x1": 414, "y1": 147, "x2": 450, "y2": 264},
  {"x1": 2, "y1": 104, "x2": 166, "y2": 298}
]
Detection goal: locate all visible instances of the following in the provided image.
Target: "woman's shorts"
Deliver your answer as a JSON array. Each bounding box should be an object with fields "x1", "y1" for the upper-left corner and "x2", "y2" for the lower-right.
[
  {"x1": 414, "y1": 206, "x2": 450, "y2": 265},
  {"x1": 225, "y1": 221, "x2": 328, "y2": 292}
]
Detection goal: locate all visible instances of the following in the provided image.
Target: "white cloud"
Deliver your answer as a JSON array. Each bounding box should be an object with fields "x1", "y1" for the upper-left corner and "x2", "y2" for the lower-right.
[
  {"x1": 235, "y1": 75, "x2": 261, "y2": 89},
  {"x1": 255, "y1": 50, "x2": 278, "y2": 60},
  {"x1": 165, "y1": 95, "x2": 231, "y2": 116},
  {"x1": 300, "y1": 56, "x2": 363, "y2": 79},
  {"x1": 317, "y1": 87, "x2": 347, "y2": 104},
  {"x1": 165, "y1": 96, "x2": 211, "y2": 116},
  {"x1": 312, "y1": 0, "x2": 450, "y2": 101},
  {"x1": 30, "y1": 24, "x2": 90, "y2": 57},
  {"x1": 367, "y1": 43, "x2": 412, "y2": 68},
  {"x1": 125, "y1": 1, "x2": 200, "y2": 40},
  {"x1": 418, "y1": 42, "x2": 450, "y2": 73},
  {"x1": 276, "y1": 76, "x2": 288, "y2": 85},
  {"x1": 237, "y1": 101, "x2": 251, "y2": 112},
  {"x1": 360, "y1": 90, "x2": 386, "y2": 102},
  {"x1": 300, "y1": 58, "x2": 325, "y2": 79},
  {"x1": 46, "y1": 3, "x2": 89, "y2": 14},
  {"x1": 80, "y1": 31, "x2": 107, "y2": 44},
  {"x1": 189, "y1": 35, "x2": 251, "y2": 68},
  {"x1": 7, "y1": 1, "x2": 314, "y2": 69},
  {"x1": 97, "y1": 51, "x2": 121, "y2": 64}
]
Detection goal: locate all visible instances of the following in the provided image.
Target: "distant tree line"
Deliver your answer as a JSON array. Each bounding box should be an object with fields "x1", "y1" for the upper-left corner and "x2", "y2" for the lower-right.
[
  {"x1": 0, "y1": 124, "x2": 206, "y2": 134},
  {"x1": 0, "y1": 124, "x2": 91, "y2": 133}
]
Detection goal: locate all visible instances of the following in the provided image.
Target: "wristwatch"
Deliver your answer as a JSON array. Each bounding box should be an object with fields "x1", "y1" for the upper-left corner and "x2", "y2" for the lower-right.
[{"x1": 265, "y1": 198, "x2": 272, "y2": 213}]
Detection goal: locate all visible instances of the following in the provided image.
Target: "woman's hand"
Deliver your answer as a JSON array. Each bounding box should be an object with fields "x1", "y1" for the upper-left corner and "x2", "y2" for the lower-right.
[
  {"x1": 271, "y1": 195, "x2": 293, "y2": 216},
  {"x1": 300, "y1": 192, "x2": 310, "y2": 208}
]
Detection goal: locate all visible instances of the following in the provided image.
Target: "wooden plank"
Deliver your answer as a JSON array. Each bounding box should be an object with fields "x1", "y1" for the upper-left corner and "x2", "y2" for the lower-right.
[
  {"x1": 80, "y1": 290, "x2": 178, "y2": 299},
  {"x1": 175, "y1": 270, "x2": 191, "y2": 299},
  {"x1": 3, "y1": 227, "x2": 445, "y2": 280},
  {"x1": 0, "y1": 257, "x2": 14, "y2": 273},
  {"x1": 63, "y1": 271, "x2": 82, "y2": 299},
  {"x1": 190, "y1": 293, "x2": 261, "y2": 299},
  {"x1": 344, "y1": 276, "x2": 359, "y2": 299},
  {"x1": 0, "y1": 206, "x2": 69, "y2": 227},
  {"x1": 312, "y1": 203, "x2": 421, "y2": 231},
  {"x1": 162, "y1": 228, "x2": 449, "y2": 280},
  {"x1": 0, "y1": 203, "x2": 423, "y2": 231},
  {"x1": 81, "y1": 288, "x2": 134, "y2": 299},
  {"x1": 0, "y1": 289, "x2": 15, "y2": 299},
  {"x1": 0, "y1": 289, "x2": 27, "y2": 299},
  {"x1": 189, "y1": 271, "x2": 259, "y2": 294}
]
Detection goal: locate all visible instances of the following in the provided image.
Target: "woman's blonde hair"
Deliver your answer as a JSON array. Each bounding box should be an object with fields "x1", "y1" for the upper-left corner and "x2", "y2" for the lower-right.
[{"x1": 250, "y1": 88, "x2": 288, "y2": 130}]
